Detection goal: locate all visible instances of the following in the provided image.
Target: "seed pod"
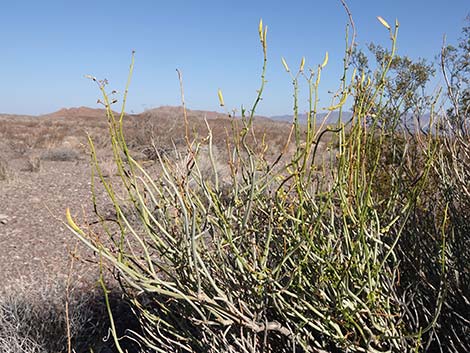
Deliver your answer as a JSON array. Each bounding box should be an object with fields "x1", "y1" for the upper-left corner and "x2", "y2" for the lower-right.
[
  {"x1": 377, "y1": 16, "x2": 391, "y2": 30},
  {"x1": 321, "y1": 52, "x2": 329, "y2": 68},
  {"x1": 281, "y1": 57, "x2": 290, "y2": 72},
  {"x1": 258, "y1": 19, "x2": 263, "y2": 40},
  {"x1": 218, "y1": 89, "x2": 225, "y2": 107}
]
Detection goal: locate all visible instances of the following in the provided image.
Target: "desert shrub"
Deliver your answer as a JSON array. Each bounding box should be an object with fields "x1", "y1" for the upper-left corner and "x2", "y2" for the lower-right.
[
  {"x1": 40, "y1": 148, "x2": 80, "y2": 162},
  {"x1": 430, "y1": 125, "x2": 470, "y2": 351},
  {"x1": 21, "y1": 156, "x2": 41, "y2": 172},
  {"x1": 66, "y1": 16, "x2": 469, "y2": 353},
  {"x1": 386, "y1": 128, "x2": 469, "y2": 353},
  {"x1": 385, "y1": 18, "x2": 470, "y2": 352}
]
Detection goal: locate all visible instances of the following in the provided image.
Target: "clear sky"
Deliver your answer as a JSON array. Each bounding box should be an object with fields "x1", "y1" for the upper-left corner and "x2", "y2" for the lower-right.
[{"x1": 1, "y1": 0, "x2": 468, "y2": 116}]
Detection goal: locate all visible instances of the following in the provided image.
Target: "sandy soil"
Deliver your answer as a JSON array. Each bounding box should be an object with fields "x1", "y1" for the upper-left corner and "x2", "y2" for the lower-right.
[{"x1": 0, "y1": 159, "x2": 101, "y2": 292}]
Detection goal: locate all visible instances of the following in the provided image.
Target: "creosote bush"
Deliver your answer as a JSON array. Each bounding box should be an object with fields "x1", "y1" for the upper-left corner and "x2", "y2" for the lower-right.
[{"x1": 66, "y1": 15, "x2": 469, "y2": 353}]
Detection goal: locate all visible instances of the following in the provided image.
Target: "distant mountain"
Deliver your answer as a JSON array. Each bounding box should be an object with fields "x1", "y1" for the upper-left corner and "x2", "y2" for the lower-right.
[
  {"x1": 3, "y1": 105, "x2": 434, "y2": 132},
  {"x1": 270, "y1": 111, "x2": 433, "y2": 132},
  {"x1": 142, "y1": 106, "x2": 229, "y2": 121},
  {"x1": 270, "y1": 111, "x2": 353, "y2": 125},
  {"x1": 141, "y1": 106, "x2": 285, "y2": 125},
  {"x1": 41, "y1": 106, "x2": 119, "y2": 119}
]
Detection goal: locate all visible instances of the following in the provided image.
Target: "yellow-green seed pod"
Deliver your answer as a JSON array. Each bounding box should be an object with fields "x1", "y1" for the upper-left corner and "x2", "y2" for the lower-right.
[
  {"x1": 218, "y1": 89, "x2": 225, "y2": 107},
  {"x1": 360, "y1": 71, "x2": 366, "y2": 85},
  {"x1": 66, "y1": 208, "x2": 81, "y2": 233},
  {"x1": 377, "y1": 16, "x2": 391, "y2": 30},
  {"x1": 321, "y1": 52, "x2": 329, "y2": 68},
  {"x1": 300, "y1": 57, "x2": 305, "y2": 72},
  {"x1": 350, "y1": 68, "x2": 357, "y2": 83},
  {"x1": 259, "y1": 19, "x2": 263, "y2": 40},
  {"x1": 281, "y1": 57, "x2": 290, "y2": 72}
]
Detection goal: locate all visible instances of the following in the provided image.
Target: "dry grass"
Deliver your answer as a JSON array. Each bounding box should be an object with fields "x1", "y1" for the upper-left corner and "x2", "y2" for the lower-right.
[
  {"x1": 0, "y1": 157, "x2": 10, "y2": 181},
  {"x1": 0, "y1": 275, "x2": 141, "y2": 353},
  {"x1": 21, "y1": 156, "x2": 41, "y2": 173}
]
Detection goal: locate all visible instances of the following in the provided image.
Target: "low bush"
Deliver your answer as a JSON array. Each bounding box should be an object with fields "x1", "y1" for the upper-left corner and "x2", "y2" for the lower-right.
[
  {"x1": 66, "y1": 15, "x2": 469, "y2": 353},
  {"x1": 40, "y1": 148, "x2": 80, "y2": 162}
]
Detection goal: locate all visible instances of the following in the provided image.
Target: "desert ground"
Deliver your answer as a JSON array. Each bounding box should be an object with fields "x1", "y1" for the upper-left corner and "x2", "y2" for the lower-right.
[
  {"x1": 1, "y1": 106, "x2": 293, "y2": 284},
  {"x1": 0, "y1": 106, "x2": 294, "y2": 287}
]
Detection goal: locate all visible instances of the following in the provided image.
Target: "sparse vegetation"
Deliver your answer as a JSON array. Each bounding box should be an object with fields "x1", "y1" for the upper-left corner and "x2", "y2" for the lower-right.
[
  {"x1": 64, "y1": 14, "x2": 469, "y2": 353},
  {"x1": 1, "y1": 9, "x2": 469, "y2": 353},
  {"x1": 22, "y1": 156, "x2": 41, "y2": 173},
  {"x1": 0, "y1": 277, "x2": 139, "y2": 353},
  {"x1": 40, "y1": 148, "x2": 80, "y2": 162},
  {"x1": 0, "y1": 157, "x2": 10, "y2": 181}
]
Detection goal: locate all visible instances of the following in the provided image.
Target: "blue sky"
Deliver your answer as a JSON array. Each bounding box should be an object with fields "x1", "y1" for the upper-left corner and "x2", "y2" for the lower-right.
[{"x1": 0, "y1": 0, "x2": 468, "y2": 116}]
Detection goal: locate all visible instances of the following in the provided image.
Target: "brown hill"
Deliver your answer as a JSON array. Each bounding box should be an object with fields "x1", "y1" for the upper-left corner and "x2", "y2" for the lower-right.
[
  {"x1": 41, "y1": 106, "x2": 119, "y2": 119},
  {"x1": 144, "y1": 106, "x2": 228, "y2": 121}
]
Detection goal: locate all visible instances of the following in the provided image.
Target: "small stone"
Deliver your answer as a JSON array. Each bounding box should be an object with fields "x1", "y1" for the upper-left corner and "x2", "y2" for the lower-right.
[{"x1": 0, "y1": 214, "x2": 8, "y2": 224}]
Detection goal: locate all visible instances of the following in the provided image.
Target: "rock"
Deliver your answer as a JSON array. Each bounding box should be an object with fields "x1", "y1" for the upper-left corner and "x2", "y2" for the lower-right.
[{"x1": 0, "y1": 214, "x2": 8, "y2": 224}]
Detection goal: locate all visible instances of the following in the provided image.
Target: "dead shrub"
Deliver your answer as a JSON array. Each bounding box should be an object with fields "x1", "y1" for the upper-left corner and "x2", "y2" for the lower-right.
[
  {"x1": 40, "y1": 148, "x2": 80, "y2": 162},
  {"x1": 0, "y1": 277, "x2": 140, "y2": 353},
  {"x1": 21, "y1": 156, "x2": 41, "y2": 172}
]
